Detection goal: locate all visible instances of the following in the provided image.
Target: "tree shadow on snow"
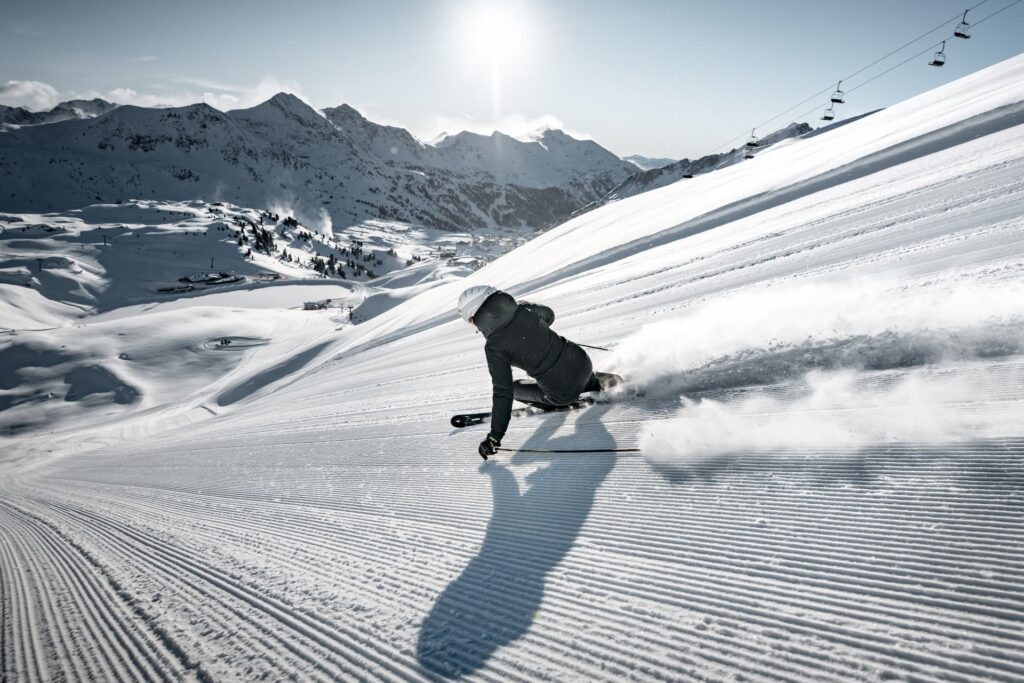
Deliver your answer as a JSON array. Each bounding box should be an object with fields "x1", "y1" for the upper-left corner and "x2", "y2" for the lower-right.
[{"x1": 416, "y1": 404, "x2": 617, "y2": 679}]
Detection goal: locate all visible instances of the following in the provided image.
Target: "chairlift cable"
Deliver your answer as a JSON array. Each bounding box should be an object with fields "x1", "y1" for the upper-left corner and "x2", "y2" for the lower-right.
[
  {"x1": 845, "y1": 43, "x2": 951, "y2": 96},
  {"x1": 699, "y1": 0, "x2": 996, "y2": 158},
  {"x1": 786, "y1": 40, "x2": 947, "y2": 127},
  {"x1": 835, "y1": 0, "x2": 991, "y2": 85},
  {"x1": 846, "y1": 0, "x2": 1022, "y2": 97},
  {"x1": 775, "y1": 0, "x2": 1020, "y2": 133}
]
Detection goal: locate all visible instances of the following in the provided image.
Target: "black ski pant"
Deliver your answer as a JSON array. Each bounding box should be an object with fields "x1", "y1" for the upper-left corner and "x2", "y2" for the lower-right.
[{"x1": 513, "y1": 374, "x2": 602, "y2": 411}]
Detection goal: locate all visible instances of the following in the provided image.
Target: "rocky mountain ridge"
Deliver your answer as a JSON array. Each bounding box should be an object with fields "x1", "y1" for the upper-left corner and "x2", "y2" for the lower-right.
[
  {"x1": 0, "y1": 93, "x2": 636, "y2": 235},
  {"x1": 0, "y1": 98, "x2": 118, "y2": 128}
]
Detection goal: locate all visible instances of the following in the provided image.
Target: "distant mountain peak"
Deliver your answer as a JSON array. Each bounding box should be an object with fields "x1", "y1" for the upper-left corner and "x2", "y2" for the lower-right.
[
  {"x1": 322, "y1": 103, "x2": 365, "y2": 122},
  {"x1": 266, "y1": 92, "x2": 311, "y2": 109},
  {"x1": 229, "y1": 92, "x2": 327, "y2": 128},
  {"x1": 427, "y1": 131, "x2": 450, "y2": 145},
  {"x1": 54, "y1": 97, "x2": 115, "y2": 111},
  {"x1": 514, "y1": 124, "x2": 553, "y2": 142},
  {"x1": 1, "y1": 97, "x2": 118, "y2": 127},
  {"x1": 434, "y1": 129, "x2": 522, "y2": 148},
  {"x1": 539, "y1": 128, "x2": 569, "y2": 139},
  {"x1": 622, "y1": 154, "x2": 677, "y2": 171},
  {"x1": 432, "y1": 130, "x2": 479, "y2": 148}
]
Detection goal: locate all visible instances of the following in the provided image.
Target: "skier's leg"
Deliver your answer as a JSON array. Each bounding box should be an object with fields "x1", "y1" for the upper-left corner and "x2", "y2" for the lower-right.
[{"x1": 513, "y1": 380, "x2": 560, "y2": 411}]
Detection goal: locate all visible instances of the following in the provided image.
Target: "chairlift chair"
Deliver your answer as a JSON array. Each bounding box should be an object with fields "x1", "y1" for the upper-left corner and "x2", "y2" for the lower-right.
[
  {"x1": 830, "y1": 81, "x2": 845, "y2": 104},
  {"x1": 821, "y1": 106, "x2": 836, "y2": 121},
  {"x1": 745, "y1": 129, "x2": 759, "y2": 148},
  {"x1": 930, "y1": 41, "x2": 947, "y2": 67},
  {"x1": 954, "y1": 10, "x2": 971, "y2": 39}
]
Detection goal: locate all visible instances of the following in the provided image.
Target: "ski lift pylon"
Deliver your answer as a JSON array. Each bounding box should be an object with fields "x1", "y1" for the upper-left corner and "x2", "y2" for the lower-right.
[
  {"x1": 954, "y1": 9, "x2": 971, "y2": 39},
  {"x1": 821, "y1": 106, "x2": 836, "y2": 121},
  {"x1": 929, "y1": 41, "x2": 947, "y2": 67},
  {"x1": 830, "y1": 81, "x2": 845, "y2": 104}
]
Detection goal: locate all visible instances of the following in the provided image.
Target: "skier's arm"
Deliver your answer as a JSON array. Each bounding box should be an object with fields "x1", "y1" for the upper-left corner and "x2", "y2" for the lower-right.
[
  {"x1": 485, "y1": 344, "x2": 514, "y2": 441},
  {"x1": 520, "y1": 302, "x2": 555, "y2": 326}
]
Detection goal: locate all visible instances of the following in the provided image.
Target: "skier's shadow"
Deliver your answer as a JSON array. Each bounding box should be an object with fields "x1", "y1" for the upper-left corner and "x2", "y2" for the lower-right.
[{"x1": 416, "y1": 403, "x2": 617, "y2": 679}]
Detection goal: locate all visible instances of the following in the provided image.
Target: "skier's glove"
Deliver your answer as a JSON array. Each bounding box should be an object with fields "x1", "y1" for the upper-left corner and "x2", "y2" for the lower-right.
[{"x1": 478, "y1": 435, "x2": 501, "y2": 460}]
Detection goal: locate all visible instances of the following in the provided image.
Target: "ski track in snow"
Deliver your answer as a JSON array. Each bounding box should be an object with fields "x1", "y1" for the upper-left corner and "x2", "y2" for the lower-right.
[{"x1": 3, "y1": 57, "x2": 1024, "y2": 681}]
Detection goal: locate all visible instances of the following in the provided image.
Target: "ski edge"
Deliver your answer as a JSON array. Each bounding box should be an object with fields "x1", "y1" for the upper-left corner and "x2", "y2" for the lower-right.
[{"x1": 450, "y1": 396, "x2": 595, "y2": 429}]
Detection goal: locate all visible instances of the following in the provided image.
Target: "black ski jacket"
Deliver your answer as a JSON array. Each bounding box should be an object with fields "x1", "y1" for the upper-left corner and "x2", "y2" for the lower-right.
[{"x1": 474, "y1": 291, "x2": 593, "y2": 440}]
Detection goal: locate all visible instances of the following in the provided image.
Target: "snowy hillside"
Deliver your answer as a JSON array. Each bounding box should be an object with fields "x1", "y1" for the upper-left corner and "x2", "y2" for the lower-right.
[
  {"x1": 0, "y1": 93, "x2": 635, "y2": 234},
  {"x1": 0, "y1": 198, "x2": 509, "y2": 437},
  {"x1": 2, "y1": 52, "x2": 1024, "y2": 682},
  {"x1": 0, "y1": 200, "x2": 480, "y2": 319},
  {"x1": 593, "y1": 122, "x2": 814, "y2": 210}
]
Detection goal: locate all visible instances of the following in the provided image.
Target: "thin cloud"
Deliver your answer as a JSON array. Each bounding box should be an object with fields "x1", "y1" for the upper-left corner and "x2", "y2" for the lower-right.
[
  {"x1": 0, "y1": 80, "x2": 59, "y2": 110},
  {"x1": 128, "y1": 55, "x2": 158, "y2": 63},
  {"x1": 170, "y1": 76, "x2": 248, "y2": 93},
  {"x1": 107, "y1": 88, "x2": 186, "y2": 109}
]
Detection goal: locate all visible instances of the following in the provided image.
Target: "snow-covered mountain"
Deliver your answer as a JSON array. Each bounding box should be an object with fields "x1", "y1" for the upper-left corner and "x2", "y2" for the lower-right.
[
  {"x1": 2, "y1": 53, "x2": 1024, "y2": 683},
  {"x1": 0, "y1": 93, "x2": 636, "y2": 233},
  {"x1": 0, "y1": 97, "x2": 118, "y2": 128},
  {"x1": 593, "y1": 122, "x2": 813, "y2": 210},
  {"x1": 622, "y1": 154, "x2": 677, "y2": 170}
]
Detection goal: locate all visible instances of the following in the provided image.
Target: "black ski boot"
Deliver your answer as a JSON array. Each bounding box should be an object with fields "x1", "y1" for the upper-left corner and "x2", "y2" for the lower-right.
[
  {"x1": 596, "y1": 372, "x2": 623, "y2": 392},
  {"x1": 584, "y1": 372, "x2": 623, "y2": 394}
]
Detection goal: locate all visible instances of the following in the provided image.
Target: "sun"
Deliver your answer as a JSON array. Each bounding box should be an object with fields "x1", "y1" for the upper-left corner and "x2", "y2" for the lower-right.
[{"x1": 458, "y1": 2, "x2": 532, "y2": 67}]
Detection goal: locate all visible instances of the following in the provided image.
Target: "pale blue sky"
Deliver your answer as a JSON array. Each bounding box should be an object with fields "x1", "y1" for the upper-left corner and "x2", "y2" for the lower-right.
[{"x1": 1, "y1": 0, "x2": 1021, "y2": 158}]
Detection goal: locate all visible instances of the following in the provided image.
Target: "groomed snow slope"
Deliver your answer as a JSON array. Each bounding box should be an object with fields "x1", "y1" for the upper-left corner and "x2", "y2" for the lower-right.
[{"x1": 2, "y1": 54, "x2": 1024, "y2": 681}]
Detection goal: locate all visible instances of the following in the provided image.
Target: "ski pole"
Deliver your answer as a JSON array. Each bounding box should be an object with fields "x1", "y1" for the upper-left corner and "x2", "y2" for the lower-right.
[
  {"x1": 578, "y1": 343, "x2": 611, "y2": 352},
  {"x1": 496, "y1": 447, "x2": 640, "y2": 454}
]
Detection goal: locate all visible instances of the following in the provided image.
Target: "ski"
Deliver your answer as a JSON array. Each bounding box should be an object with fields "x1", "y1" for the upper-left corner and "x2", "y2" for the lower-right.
[{"x1": 451, "y1": 396, "x2": 595, "y2": 428}]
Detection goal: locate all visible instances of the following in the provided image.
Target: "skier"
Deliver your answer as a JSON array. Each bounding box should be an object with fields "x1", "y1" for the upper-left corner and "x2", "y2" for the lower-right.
[{"x1": 458, "y1": 285, "x2": 620, "y2": 460}]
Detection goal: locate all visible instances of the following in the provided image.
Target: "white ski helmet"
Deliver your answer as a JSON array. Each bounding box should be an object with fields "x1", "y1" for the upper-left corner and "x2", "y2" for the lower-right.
[{"x1": 458, "y1": 285, "x2": 498, "y2": 322}]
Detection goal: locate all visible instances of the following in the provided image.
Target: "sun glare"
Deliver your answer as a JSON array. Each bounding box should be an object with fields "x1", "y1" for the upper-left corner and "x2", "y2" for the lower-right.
[{"x1": 459, "y1": 2, "x2": 531, "y2": 67}]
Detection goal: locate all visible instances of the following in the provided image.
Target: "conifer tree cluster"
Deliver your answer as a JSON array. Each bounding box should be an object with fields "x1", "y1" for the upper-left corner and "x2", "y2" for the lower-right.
[
  {"x1": 310, "y1": 252, "x2": 347, "y2": 278},
  {"x1": 252, "y1": 225, "x2": 276, "y2": 254}
]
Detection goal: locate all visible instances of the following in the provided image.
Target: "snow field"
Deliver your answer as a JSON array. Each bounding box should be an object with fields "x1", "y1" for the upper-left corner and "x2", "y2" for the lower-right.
[
  {"x1": 0, "y1": 199, "x2": 501, "y2": 446},
  {"x1": 2, "y1": 54, "x2": 1024, "y2": 681}
]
